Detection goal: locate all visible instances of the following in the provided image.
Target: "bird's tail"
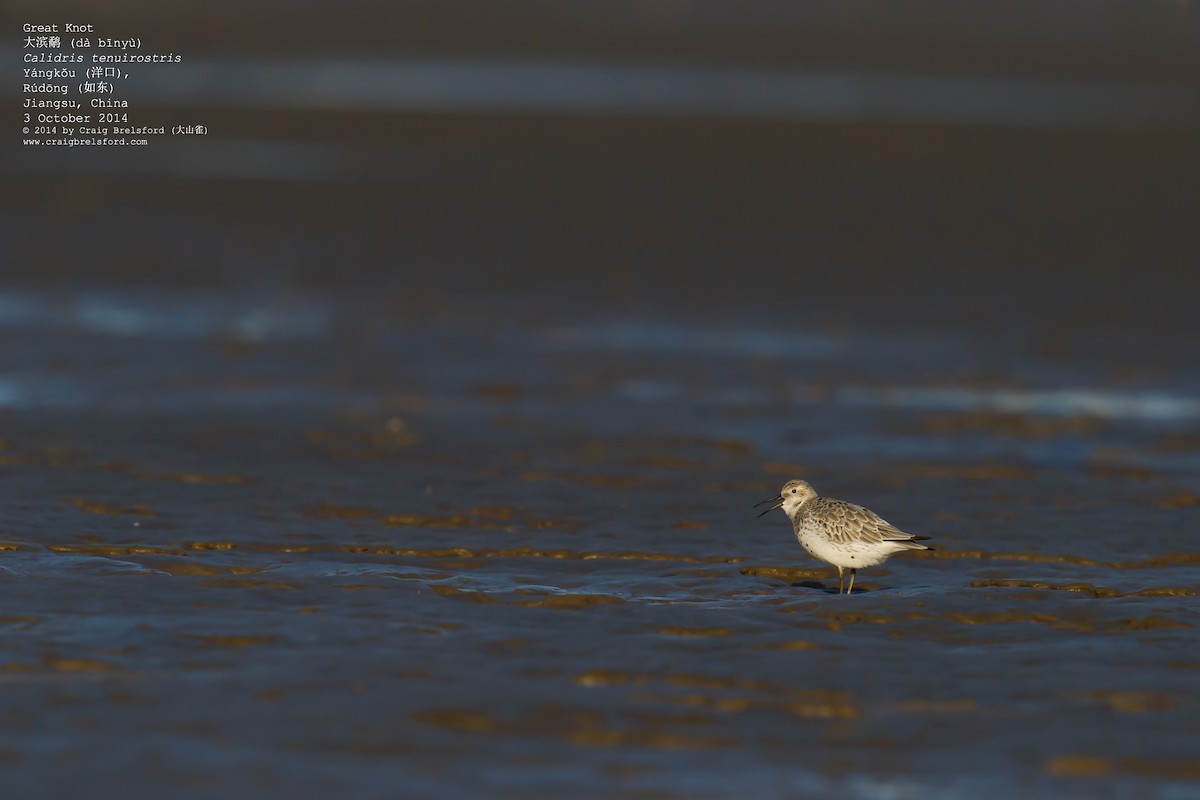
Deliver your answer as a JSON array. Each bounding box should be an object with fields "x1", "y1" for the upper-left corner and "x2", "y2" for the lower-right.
[{"x1": 889, "y1": 535, "x2": 933, "y2": 551}]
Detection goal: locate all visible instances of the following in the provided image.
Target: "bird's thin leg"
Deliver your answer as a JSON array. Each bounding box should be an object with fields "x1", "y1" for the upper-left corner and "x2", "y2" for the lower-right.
[
  {"x1": 836, "y1": 566, "x2": 844, "y2": 594},
  {"x1": 847, "y1": 569, "x2": 857, "y2": 595}
]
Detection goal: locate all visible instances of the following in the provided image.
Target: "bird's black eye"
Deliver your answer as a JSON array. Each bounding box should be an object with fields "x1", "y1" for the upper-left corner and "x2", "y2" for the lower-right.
[{"x1": 791, "y1": 489, "x2": 796, "y2": 493}]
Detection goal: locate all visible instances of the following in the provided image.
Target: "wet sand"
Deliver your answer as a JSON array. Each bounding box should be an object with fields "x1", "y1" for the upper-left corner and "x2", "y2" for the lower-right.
[{"x1": 0, "y1": 285, "x2": 1197, "y2": 798}]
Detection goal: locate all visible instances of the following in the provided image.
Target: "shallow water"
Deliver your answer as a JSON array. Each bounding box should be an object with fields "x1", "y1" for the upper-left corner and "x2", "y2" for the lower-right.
[
  {"x1": 5, "y1": 3, "x2": 1200, "y2": 792},
  {"x1": 0, "y1": 285, "x2": 1197, "y2": 799}
]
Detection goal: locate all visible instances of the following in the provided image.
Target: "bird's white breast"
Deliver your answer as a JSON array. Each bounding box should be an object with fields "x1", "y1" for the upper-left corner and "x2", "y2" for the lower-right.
[{"x1": 794, "y1": 517, "x2": 897, "y2": 569}]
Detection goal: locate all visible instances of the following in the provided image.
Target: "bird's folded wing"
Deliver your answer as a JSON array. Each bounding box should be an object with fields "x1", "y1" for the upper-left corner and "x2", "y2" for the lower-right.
[{"x1": 809, "y1": 498, "x2": 913, "y2": 545}]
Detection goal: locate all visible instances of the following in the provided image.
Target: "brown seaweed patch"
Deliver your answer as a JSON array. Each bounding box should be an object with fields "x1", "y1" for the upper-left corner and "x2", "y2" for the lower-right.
[
  {"x1": 1119, "y1": 758, "x2": 1200, "y2": 781},
  {"x1": 1159, "y1": 494, "x2": 1200, "y2": 509},
  {"x1": 817, "y1": 610, "x2": 922, "y2": 630},
  {"x1": 655, "y1": 626, "x2": 732, "y2": 638},
  {"x1": 661, "y1": 675, "x2": 744, "y2": 690},
  {"x1": 515, "y1": 593, "x2": 626, "y2": 610},
  {"x1": 100, "y1": 462, "x2": 256, "y2": 485},
  {"x1": 1155, "y1": 431, "x2": 1200, "y2": 452},
  {"x1": 378, "y1": 395, "x2": 430, "y2": 415},
  {"x1": 342, "y1": 545, "x2": 473, "y2": 558},
  {"x1": 971, "y1": 579, "x2": 1122, "y2": 598},
  {"x1": 1127, "y1": 586, "x2": 1199, "y2": 597},
  {"x1": 741, "y1": 566, "x2": 830, "y2": 582},
  {"x1": 302, "y1": 429, "x2": 421, "y2": 461},
  {"x1": 305, "y1": 504, "x2": 379, "y2": 519},
  {"x1": 1082, "y1": 690, "x2": 1178, "y2": 713},
  {"x1": 578, "y1": 671, "x2": 734, "y2": 690},
  {"x1": 1108, "y1": 615, "x2": 1190, "y2": 631},
  {"x1": 152, "y1": 562, "x2": 262, "y2": 577},
  {"x1": 412, "y1": 625, "x2": 460, "y2": 636},
  {"x1": 944, "y1": 612, "x2": 1095, "y2": 632},
  {"x1": 43, "y1": 657, "x2": 114, "y2": 671},
  {"x1": 49, "y1": 544, "x2": 186, "y2": 556},
  {"x1": 1133, "y1": 552, "x2": 1200, "y2": 568},
  {"x1": 0, "y1": 616, "x2": 39, "y2": 629},
  {"x1": 938, "y1": 548, "x2": 1200, "y2": 570},
  {"x1": 655, "y1": 690, "x2": 857, "y2": 719},
  {"x1": 1085, "y1": 464, "x2": 1157, "y2": 481},
  {"x1": 434, "y1": 585, "x2": 625, "y2": 609},
  {"x1": 151, "y1": 472, "x2": 256, "y2": 485},
  {"x1": 70, "y1": 499, "x2": 156, "y2": 516},
  {"x1": 0, "y1": 543, "x2": 19, "y2": 552},
  {"x1": 894, "y1": 699, "x2": 978, "y2": 714},
  {"x1": 306, "y1": 429, "x2": 420, "y2": 448},
  {"x1": 0, "y1": 662, "x2": 36, "y2": 673},
  {"x1": 921, "y1": 411, "x2": 1104, "y2": 439},
  {"x1": 578, "y1": 671, "x2": 802, "y2": 693},
  {"x1": 387, "y1": 570, "x2": 453, "y2": 582},
  {"x1": 470, "y1": 506, "x2": 517, "y2": 520},
  {"x1": 179, "y1": 634, "x2": 279, "y2": 648},
  {"x1": 1046, "y1": 756, "x2": 1112, "y2": 777},
  {"x1": 973, "y1": 579, "x2": 1200, "y2": 598},
  {"x1": 928, "y1": 549, "x2": 1106, "y2": 566},
  {"x1": 413, "y1": 706, "x2": 728, "y2": 749},
  {"x1": 382, "y1": 513, "x2": 473, "y2": 528},
  {"x1": 200, "y1": 578, "x2": 302, "y2": 590},
  {"x1": 413, "y1": 708, "x2": 500, "y2": 733},
  {"x1": 785, "y1": 701, "x2": 858, "y2": 719},
  {"x1": 41, "y1": 446, "x2": 90, "y2": 467},
  {"x1": 758, "y1": 640, "x2": 818, "y2": 651},
  {"x1": 667, "y1": 568, "x2": 726, "y2": 578},
  {"x1": 472, "y1": 382, "x2": 521, "y2": 402},
  {"x1": 578, "y1": 671, "x2": 857, "y2": 720},
  {"x1": 567, "y1": 728, "x2": 728, "y2": 749},
  {"x1": 364, "y1": 430, "x2": 422, "y2": 447},
  {"x1": 575, "y1": 670, "x2": 650, "y2": 688},
  {"x1": 481, "y1": 638, "x2": 532, "y2": 656},
  {"x1": 1048, "y1": 756, "x2": 1200, "y2": 781},
  {"x1": 526, "y1": 518, "x2": 583, "y2": 531},
  {"x1": 671, "y1": 520, "x2": 709, "y2": 530},
  {"x1": 620, "y1": 709, "x2": 713, "y2": 728}
]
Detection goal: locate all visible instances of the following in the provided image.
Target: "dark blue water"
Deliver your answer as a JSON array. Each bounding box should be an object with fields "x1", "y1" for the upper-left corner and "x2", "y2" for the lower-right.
[{"x1": 0, "y1": 284, "x2": 1197, "y2": 798}]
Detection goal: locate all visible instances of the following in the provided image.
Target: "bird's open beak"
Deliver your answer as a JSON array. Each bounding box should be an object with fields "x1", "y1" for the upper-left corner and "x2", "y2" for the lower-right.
[{"x1": 754, "y1": 495, "x2": 784, "y2": 518}]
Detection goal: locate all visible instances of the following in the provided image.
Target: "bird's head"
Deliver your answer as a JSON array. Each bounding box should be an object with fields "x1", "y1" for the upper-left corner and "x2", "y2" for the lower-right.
[{"x1": 755, "y1": 479, "x2": 817, "y2": 518}]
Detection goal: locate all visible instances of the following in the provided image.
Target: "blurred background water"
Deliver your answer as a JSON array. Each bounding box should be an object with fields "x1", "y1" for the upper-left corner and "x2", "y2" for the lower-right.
[{"x1": 2, "y1": 2, "x2": 1200, "y2": 798}]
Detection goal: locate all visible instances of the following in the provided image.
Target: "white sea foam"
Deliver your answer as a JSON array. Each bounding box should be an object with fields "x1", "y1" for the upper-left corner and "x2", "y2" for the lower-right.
[
  {"x1": 546, "y1": 323, "x2": 839, "y2": 359},
  {"x1": 836, "y1": 386, "x2": 1200, "y2": 421},
  {"x1": 0, "y1": 292, "x2": 328, "y2": 341}
]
